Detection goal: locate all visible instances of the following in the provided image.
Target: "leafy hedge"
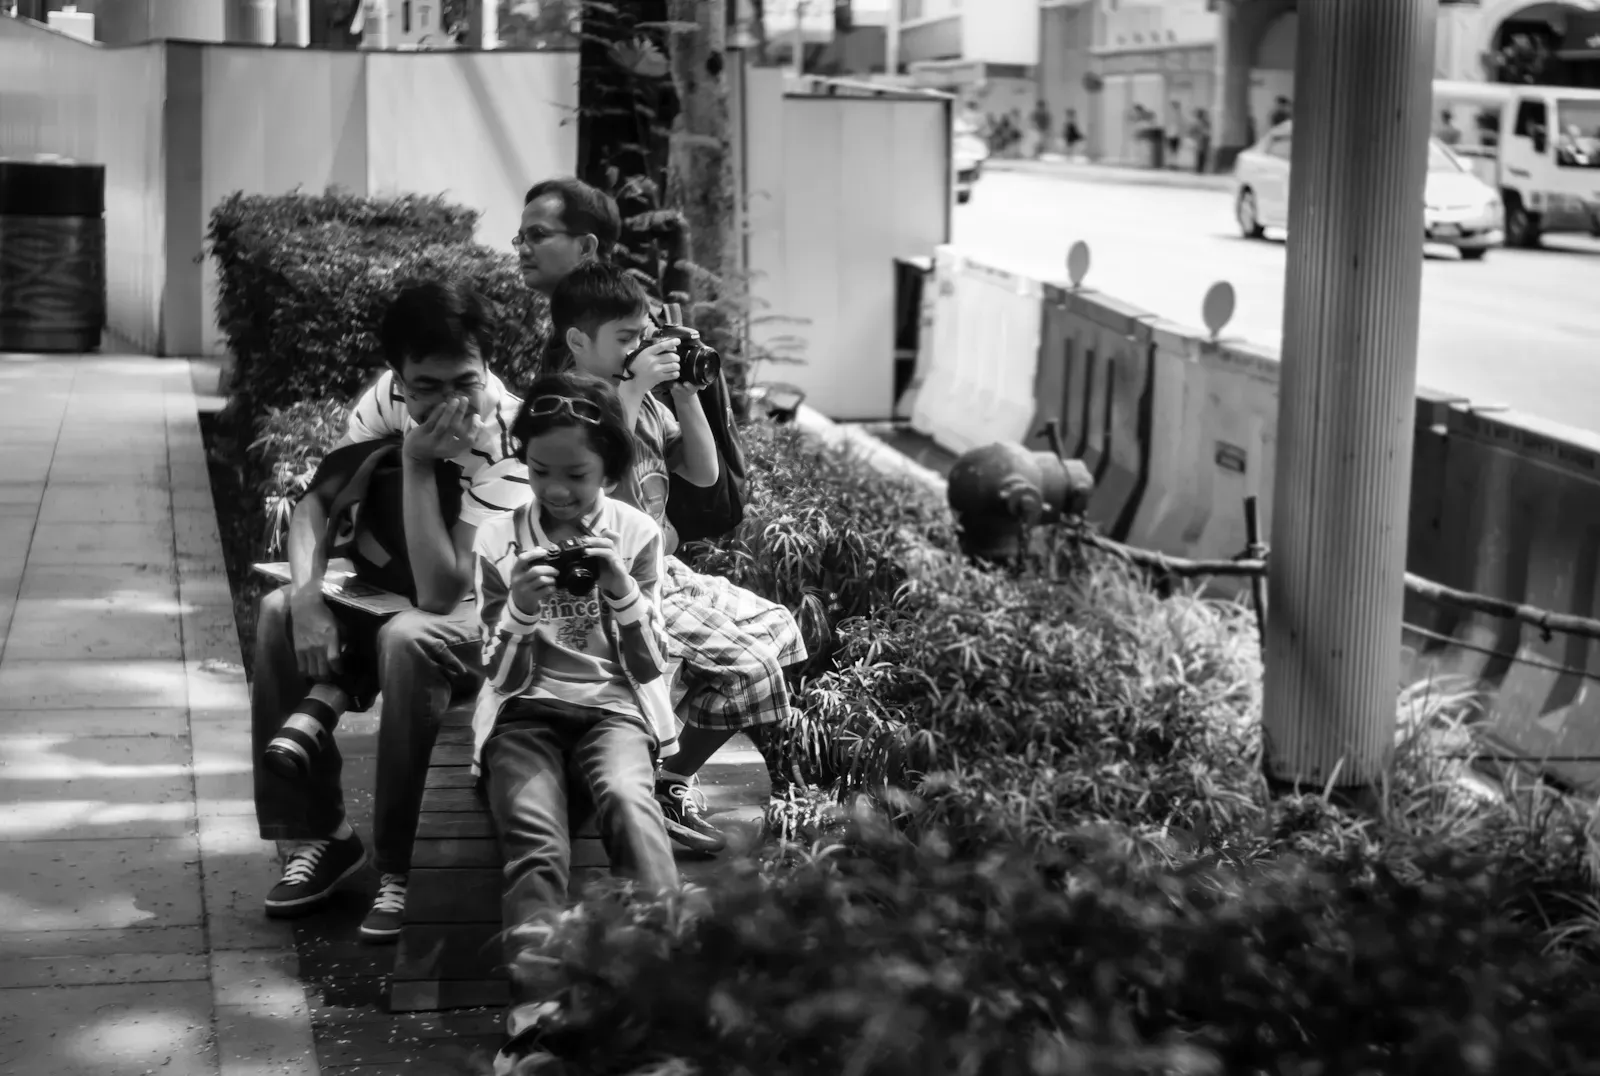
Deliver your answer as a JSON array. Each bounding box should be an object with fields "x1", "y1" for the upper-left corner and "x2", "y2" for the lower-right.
[{"x1": 210, "y1": 218, "x2": 548, "y2": 424}]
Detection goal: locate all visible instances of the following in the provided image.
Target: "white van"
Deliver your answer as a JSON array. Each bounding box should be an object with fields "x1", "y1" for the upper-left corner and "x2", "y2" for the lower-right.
[{"x1": 1434, "y1": 80, "x2": 1600, "y2": 248}]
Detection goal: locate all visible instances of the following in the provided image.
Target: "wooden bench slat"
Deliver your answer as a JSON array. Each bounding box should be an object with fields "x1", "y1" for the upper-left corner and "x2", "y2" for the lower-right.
[
  {"x1": 431, "y1": 743, "x2": 476, "y2": 766},
  {"x1": 388, "y1": 978, "x2": 509, "y2": 1014},
  {"x1": 413, "y1": 838, "x2": 500, "y2": 869},
  {"x1": 435, "y1": 726, "x2": 475, "y2": 746},
  {"x1": 415, "y1": 814, "x2": 496, "y2": 839},
  {"x1": 407, "y1": 867, "x2": 501, "y2": 922},
  {"x1": 413, "y1": 836, "x2": 611, "y2": 870},
  {"x1": 392, "y1": 923, "x2": 506, "y2": 983},
  {"x1": 424, "y1": 766, "x2": 478, "y2": 789},
  {"x1": 420, "y1": 787, "x2": 489, "y2": 813},
  {"x1": 405, "y1": 864, "x2": 614, "y2": 926}
]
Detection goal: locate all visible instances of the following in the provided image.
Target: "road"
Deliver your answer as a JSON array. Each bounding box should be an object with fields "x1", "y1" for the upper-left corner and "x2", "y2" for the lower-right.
[{"x1": 954, "y1": 168, "x2": 1600, "y2": 437}]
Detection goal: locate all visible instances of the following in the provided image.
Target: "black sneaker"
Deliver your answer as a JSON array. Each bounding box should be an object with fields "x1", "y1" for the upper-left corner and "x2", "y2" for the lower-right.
[
  {"x1": 656, "y1": 776, "x2": 728, "y2": 854},
  {"x1": 263, "y1": 832, "x2": 367, "y2": 916},
  {"x1": 358, "y1": 872, "x2": 407, "y2": 943}
]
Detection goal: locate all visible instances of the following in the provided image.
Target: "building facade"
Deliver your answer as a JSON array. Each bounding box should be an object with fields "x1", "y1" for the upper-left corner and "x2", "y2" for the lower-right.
[
  {"x1": 1037, "y1": 0, "x2": 1098, "y2": 157},
  {"x1": 887, "y1": 0, "x2": 1042, "y2": 125},
  {"x1": 1089, "y1": 0, "x2": 1220, "y2": 165}
]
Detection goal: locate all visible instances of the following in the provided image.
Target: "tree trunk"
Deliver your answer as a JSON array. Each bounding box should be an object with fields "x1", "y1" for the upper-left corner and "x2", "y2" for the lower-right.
[
  {"x1": 665, "y1": 0, "x2": 740, "y2": 363},
  {"x1": 577, "y1": 0, "x2": 673, "y2": 196}
]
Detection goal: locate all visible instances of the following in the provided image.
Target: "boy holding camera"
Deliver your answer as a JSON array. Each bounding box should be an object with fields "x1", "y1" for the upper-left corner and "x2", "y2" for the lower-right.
[{"x1": 546, "y1": 261, "x2": 808, "y2": 854}]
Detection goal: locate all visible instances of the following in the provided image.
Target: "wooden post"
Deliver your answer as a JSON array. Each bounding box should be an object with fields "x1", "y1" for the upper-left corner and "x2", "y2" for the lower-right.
[{"x1": 1261, "y1": 0, "x2": 1438, "y2": 794}]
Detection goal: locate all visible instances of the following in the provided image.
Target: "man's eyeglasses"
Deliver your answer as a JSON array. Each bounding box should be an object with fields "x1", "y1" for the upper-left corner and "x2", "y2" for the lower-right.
[
  {"x1": 528, "y1": 395, "x2": 604, "y2": 424},
  {"x1": 398, "y1": 376, "x2": 483, "y2": 403},
  {"x1": 512, "y1": 228, "x2": 572, "y2": 250}
]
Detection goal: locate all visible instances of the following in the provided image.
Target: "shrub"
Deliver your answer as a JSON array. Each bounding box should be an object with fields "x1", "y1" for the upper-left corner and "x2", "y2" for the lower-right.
[
  {"x1": 210, "y1": 218, "x2": 548, "y2": 427},
  {"x1": 505, "y1": 821, "x2": 1600, "y2": 1076},
  {"x1": 209, "y1": 189, "x2": 479, "y2": 251},
  {"x1": 684, "y1": 420, "x2": 961, "y2": 672}
]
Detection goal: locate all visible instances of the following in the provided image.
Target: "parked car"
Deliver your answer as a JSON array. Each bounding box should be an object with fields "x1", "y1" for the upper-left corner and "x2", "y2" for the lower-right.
[
  {"x1": 954, "y1": 116, "x2": 988, "y2": 205},
  {"x1": 1232, "y1": 121, "x2": 1504, "y2": 260}
]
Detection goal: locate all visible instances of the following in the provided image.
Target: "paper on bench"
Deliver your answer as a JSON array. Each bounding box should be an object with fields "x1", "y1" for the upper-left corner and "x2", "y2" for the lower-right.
[{"x1": 251, "y1": 559, "x2": 416, "y2": 619}]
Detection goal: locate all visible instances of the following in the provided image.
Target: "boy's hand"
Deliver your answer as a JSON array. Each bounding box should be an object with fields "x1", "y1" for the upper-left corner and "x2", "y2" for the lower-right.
[
  {"x1": 627, "y1": 338, "x2": 681, "y2": 390},
  {"x1": 510, "y1": 549, "x2": 558, "y2": 611},
  {"x1": 669, "y1": 377, "x2": 709, "y2": 402},
  {"x1": 288, "y1": 592, "x2": 343, "y2": 680},
  {"x1": 405, "y1": 397, "x2": 480, "y2": 462},
  {"x1": 583, "y1": 535, "x2": 633, "y2": 597}
]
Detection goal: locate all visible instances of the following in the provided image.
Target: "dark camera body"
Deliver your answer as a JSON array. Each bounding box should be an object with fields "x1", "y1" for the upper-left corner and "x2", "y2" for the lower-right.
[
  {"x1": 626, "y1": 325, "x2": 722, "y2": 386},
  {"x1": 544, "y1": 538, "x2": 606, "y2": 597}
]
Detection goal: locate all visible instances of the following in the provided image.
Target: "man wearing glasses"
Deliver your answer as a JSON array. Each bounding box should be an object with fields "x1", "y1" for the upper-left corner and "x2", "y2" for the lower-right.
[
  {"x1": 514, "y1": 177, "x2": 624, "y2": 296},
  {"x1": 251, "y1": 279, "x2": 532, "y2": 942}
]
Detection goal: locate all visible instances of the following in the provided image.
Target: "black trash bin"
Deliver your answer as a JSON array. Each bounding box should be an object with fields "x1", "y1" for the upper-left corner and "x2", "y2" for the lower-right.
[{"x1": 0, "y1": 156, "x2": 107, "y2": 354}]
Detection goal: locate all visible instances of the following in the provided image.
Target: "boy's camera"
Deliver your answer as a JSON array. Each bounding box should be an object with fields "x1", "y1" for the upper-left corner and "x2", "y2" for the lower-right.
[
  {"x1": 544, "y1": 538, "x2": 606, "y2": 597},
  {"x1": 626, "y1": 325, "x2": 721, "y2": 386}
]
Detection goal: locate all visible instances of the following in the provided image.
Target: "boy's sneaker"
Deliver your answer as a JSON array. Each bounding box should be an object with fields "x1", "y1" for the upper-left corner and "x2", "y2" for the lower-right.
[
  {"x1": 359, "y1": 872, "x2": 408, "y2": 942},
  {"x1": 656, "y1": 775, "x2": 728, "y2": 854},
  {"x1": 263, "y1": 832, "x2": 367, "y2": 916}
]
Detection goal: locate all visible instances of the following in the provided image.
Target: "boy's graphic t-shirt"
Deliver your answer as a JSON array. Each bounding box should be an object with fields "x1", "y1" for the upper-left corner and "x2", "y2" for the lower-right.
[{"x1": 618, "y1": 392, "x2": 683, "y2": 552}]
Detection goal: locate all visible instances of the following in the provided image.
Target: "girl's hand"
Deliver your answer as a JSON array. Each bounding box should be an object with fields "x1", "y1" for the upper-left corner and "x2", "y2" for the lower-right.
[
  {"x1": 583, "y1": 535, "x2": 632, "y2": 597},
  {"x1": 510, "y1": 549, "x2": 558, "y2": 610},
  {"x1": 627, "y1": 338, "x2": 681, "y2": 389}
]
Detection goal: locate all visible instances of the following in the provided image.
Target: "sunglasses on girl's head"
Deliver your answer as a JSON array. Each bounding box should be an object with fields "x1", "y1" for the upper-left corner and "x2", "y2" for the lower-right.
[{"x1": 528, "y1": 395, "x2": 604, "y2": 424}]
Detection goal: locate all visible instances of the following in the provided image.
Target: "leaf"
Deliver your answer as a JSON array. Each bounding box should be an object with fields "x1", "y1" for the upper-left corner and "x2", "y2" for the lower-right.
[{"x1": 609, "y1": 36, "x2": 671, "y2": 79}]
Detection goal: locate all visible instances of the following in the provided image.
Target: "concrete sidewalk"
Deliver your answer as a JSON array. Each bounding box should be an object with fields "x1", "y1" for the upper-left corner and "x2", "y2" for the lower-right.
[
  {"x1": 984, "y1": 155, "x2": 1236, "y2": 193},
  {"x1": 0, "y1": 354, "x2": 317, "y2": 1075}
]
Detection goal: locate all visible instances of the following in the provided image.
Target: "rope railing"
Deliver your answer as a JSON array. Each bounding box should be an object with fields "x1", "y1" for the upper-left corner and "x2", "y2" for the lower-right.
[{"x1": 1067, "y1": 522, "x2": 1600, "y2": 646}]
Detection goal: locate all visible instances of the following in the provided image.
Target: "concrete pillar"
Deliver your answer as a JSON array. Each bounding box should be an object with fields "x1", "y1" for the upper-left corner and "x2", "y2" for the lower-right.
[
  {"x1": 1261, "y1": 0, "x2": 1437, "y2": 792},
  {"x1": 226, "y1": 0, "x2": 276, "y2": 42},
  {"x1": 1213, "y1": 3, "x2": 1254, "y2": 167},
  {"x1": 885, "y1": 1, "x2": 900, "y2": 74},
  {"x1": 467, "y1": 0, "x2": 498, "y2": 49},
  {"x1": 277, "y1": 0, "x2": 309, "y2": 45}
]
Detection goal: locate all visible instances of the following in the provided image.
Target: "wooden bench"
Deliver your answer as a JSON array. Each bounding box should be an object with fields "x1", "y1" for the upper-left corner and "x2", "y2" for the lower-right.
[{"x1": 388, "y1": 699, "x2": 772, "y2": 1013}]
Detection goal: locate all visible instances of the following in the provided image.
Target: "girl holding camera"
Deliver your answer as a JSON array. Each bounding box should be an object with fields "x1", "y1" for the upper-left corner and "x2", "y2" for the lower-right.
[{"x1": 470, "y1": 370, "x2": 682, "y2": 1071}]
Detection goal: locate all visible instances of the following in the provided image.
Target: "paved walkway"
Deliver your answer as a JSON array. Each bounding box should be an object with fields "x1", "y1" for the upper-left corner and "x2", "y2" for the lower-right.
[{"x1": 0, "y1": 354, "x2": 317, "y2": 1076}]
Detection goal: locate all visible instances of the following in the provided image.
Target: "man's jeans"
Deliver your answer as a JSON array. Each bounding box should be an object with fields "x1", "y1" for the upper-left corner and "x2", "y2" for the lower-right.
[
  {"x1": 482, "y1": 699, "x2": 679, "y2": 1035},
  {"x1": 252, "y1": 585, "x2": 482, "y2": 874}
]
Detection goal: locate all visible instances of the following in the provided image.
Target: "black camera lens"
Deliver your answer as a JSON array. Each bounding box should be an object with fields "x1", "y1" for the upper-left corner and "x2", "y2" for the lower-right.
[{"x1": 561, "y1": 566, "x2": 597, "y2": 596}]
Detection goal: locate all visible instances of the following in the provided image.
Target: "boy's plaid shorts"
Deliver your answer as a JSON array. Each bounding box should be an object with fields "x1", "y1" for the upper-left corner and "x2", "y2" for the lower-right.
[{"x1": 660, "y1": 556, "x2": 808, "y2": 731}]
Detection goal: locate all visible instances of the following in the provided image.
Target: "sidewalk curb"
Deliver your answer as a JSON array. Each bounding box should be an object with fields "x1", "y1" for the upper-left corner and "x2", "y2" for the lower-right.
[
  {"x1": 171, "y1": 361, "x2": 322, "y2": 1076},
  {"x1": 792, "y1": 407, "x2": 948, "y2": 496},
  {"x1": 984, "y1": 158, "x2": 1235, "y2": 194}
]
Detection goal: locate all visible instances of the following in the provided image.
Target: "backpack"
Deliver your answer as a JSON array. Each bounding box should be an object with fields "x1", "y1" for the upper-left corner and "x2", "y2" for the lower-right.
[
  {"x1": 665, "y1": 368, "x2": 747, "y2": 545},
  {"x1": 306, "y1": 439, "x2": 464, "y2": 601}
]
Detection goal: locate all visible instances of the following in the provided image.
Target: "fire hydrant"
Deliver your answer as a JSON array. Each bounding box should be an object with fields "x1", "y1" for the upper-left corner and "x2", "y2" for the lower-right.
[{"x1": 946, "y1": 441, "x2": 1095, "y2": 563}]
